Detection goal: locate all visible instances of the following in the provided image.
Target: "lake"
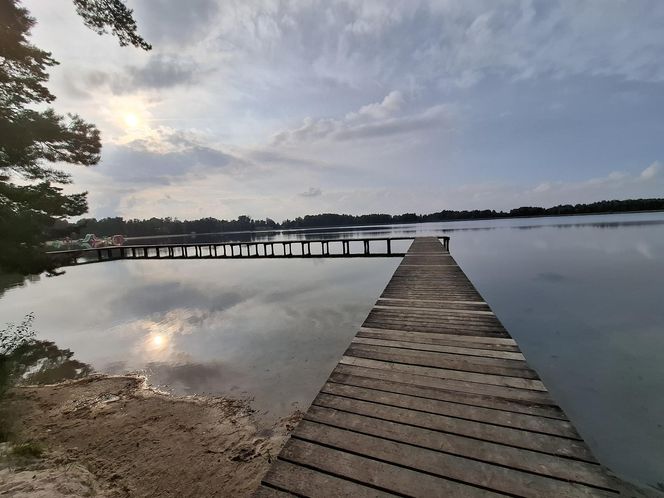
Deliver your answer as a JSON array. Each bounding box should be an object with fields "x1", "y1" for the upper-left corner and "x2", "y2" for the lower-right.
[{"x1": 1, "y1": 212, "x2": 663, "y2": 490}]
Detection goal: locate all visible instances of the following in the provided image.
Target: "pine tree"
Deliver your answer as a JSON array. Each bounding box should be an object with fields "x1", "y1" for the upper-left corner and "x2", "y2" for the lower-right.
[{"x1": 0, "y1": 0, "x2": 149, "y2": 274}]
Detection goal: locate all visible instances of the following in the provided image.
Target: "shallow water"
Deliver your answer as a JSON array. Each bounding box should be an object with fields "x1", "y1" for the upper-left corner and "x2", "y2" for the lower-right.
[{"x1": 1, "y1": 212, "x2": 663, "y2": 489}]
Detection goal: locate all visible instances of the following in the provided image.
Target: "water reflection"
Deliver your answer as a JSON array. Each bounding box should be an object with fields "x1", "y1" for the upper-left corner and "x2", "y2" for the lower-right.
[
  {"x1": 0, "y1": 257, "x2": 400, "y2": 423},
  {"x1": 4, "y1": 339, "x2": 93, "y2": 386},
  {"x1": 0, "y1": 212, "x2": 663, "y2": 488}
]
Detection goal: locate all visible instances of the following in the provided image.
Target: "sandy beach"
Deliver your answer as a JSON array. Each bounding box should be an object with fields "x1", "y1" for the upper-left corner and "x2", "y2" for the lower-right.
[{"x1": 0, "y1": 375, "x2": 300, "y2": 497}]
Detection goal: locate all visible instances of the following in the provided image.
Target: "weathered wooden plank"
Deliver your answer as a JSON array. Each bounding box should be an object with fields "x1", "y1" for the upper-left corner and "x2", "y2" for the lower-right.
[
  {"x1": 370, "y1": 308, "x2": 500, "y2": 323},
  {"x1": 348, "y1": 342, "x2": 529, "y2": 369},
  {"x1": 320, "y1": 382, "x2": 578, "y2": 438},
  {"x1": 333, "y1": 363, "x2": 555, "y2": 404},
  {"x1": 374, "y1": 304, "x2": 495, "y2": 316},
  {"x1": 304, "y1": 406, "x2": 616, "y2": 490},
  {"x1": 252, "y1": 485, "x2": 295, "y2": 497},
  {"x1": 383, "y1": 280, "x2": 477, "y2": 287},
  {"x1": 381, "y1": 285, "x2": 479, "y2": 292},
  {"x1": 377, "y1": 298, "x2": 491, "y2": 310},
  {"x1": 366, "y1": 309, "x2": 503, "y2": 324},
  {"x1": 352, "y1": 336, "x2": 526, "y2": 360},
  {"x1": 261, "y1": 459, "x2": 395, "y2": 497},
  {"x1": 366, "y1": 310, "x2": 502, "y2": 324},
  {"x1": 379, "y1": 293, "x2": 484, "y2": 300},
  {"x1": 361, "y1": 321, "x2": 508, "y2": 338},
  {"x1": 281, "y1": 438, "x2": 496, "y2": 497},
  {"x1": 356, "y1": 329, "x2": 522, "y2": 352},
  {"x1": 362, "y1": 320, "x2": 511, "y2": 338},
  {"x1": 312, "y1": 393, "x2": 595, "y2": 461},
  {"x1": 294, "y1": 421, "x2": 612, "y2": 497},
  {"x1": 377, "y1": 297, "x2": 488, "y2": 305},
  {"x1": 379, "y1": 291, "x2": 483, "y2": 298},
  {"x1": 345, "y1": 344, "x2": 539, "y2": 379},
  {"x1": 339, "y1": 356, "x2": 547, "y2": 391},
  {"x1": 377, "y1": 289, "x2": 478, "y2": 296},
  {"x1": 328, "y1": 371, "x2": 567, "y2": 419},
  {"x1": 365, "y1": 312, "x2": 506, "y2": 330},
  {"x1": 359, "y1": 326, "x2": 518, "y2": 345}
]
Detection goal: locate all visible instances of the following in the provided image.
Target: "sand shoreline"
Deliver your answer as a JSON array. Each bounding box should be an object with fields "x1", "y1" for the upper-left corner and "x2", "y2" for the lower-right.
[{"x1": 0, "y1": 374, "x2": 300, "y2": 497}]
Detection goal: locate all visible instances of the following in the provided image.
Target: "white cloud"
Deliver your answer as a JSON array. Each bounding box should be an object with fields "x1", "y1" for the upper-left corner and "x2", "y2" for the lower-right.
[
  {"x1": 205, "y1": 0, "x2": 664, "y2": 92},
  {"x1": 271, "y1": 92, "x2": 452, "y2": 145},
  {"x1": 640, "y1": 161, "x2": 662, "y2": 180},
  {"x1": 346, "y1": 90, "x2": 405, "y2": 120}
]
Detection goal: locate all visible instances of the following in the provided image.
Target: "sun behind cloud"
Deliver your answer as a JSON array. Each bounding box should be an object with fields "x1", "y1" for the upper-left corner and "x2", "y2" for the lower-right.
[{"x1": 123, "y1": 112, "x2": 140, "y2": 128}]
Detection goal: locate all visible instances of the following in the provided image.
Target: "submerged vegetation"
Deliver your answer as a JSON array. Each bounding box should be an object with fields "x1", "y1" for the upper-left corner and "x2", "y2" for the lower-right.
[{"x1": 62, "y1": 197, "x2": 664, "y2": 237}]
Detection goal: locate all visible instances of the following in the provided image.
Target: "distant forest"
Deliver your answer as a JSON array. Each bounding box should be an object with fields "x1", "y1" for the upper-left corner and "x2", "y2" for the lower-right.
[{"x1": 57, "y1": 198, "x2": 664, "y2": 238}]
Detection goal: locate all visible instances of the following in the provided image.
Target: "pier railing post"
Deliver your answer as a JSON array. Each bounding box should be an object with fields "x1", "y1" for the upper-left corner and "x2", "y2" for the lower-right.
[{"x1": 441, "y1": 236, "x2": 450, "y2": 251}]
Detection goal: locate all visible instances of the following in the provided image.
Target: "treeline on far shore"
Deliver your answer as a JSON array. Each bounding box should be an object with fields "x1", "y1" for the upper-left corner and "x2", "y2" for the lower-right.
[{"x1": 55, "y1": 198, "x2": 664, "y2": 238}]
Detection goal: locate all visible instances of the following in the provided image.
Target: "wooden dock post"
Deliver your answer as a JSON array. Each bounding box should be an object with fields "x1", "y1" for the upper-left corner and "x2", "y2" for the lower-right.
[{"x1": 256, "y1": 236, "x2": 629, "y2": 497}]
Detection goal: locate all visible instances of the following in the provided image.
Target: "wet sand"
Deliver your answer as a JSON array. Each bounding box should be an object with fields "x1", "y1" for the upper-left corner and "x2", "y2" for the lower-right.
[{"x1": 0, "y1": 375, "x2": 300, "y2": 497}]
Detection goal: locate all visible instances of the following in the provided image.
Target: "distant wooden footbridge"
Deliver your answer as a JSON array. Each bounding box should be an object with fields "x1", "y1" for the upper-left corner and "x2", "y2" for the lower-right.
[
  {"x1": 48, "y1": 236, "x2": 638, "y2": 496},
  {"x1": 46, "y1": 236, "x2": 444, "y2": 265}
]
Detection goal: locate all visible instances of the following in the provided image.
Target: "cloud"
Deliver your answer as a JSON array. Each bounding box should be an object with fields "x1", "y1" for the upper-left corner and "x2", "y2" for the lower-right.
[
  {"x1": 336, "y1": 104, "x2": 451, "y2": 141},
  {"x1": 299, "y1": 187, "x2": 322, "y2": 198},
  {"x1": 271, "y1": 92, "x2": 452, "y2": 145},
  {"x1": 132, "y1": 0, "x2": 220, "y2": 46},
  {"x1": 640, "y1": 161, "x2": 662, "y2": 180},
  {"x1": 97, "y1": 127, "x2": 244, "y2": 184},
  {"x1": 346, "y1": 91, "x2": 405, "y2": 120},
  {"x1": 84, "y1": 55, "x2": 206, "y2": 95},
  {"x1": 207, "y1": 1, "x2": 664, "y2": 92}
]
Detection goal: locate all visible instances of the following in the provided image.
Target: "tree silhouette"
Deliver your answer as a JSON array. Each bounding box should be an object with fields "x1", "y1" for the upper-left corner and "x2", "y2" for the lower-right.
[
  {"x1": 0, "y1": 0, "x2": 149, "y2": 275},
  {"x1": 73, "y1": 0, "x2": 151, "y2": 50}
]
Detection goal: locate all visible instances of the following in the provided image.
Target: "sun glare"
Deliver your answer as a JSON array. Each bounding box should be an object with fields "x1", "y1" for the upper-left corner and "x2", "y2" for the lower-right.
[
  {"x1": 152, "y1": 334, "x2": 165, "y2": 347},
  {"x1": 123, "y1": 112, "x2": 140, "y2": 128}
]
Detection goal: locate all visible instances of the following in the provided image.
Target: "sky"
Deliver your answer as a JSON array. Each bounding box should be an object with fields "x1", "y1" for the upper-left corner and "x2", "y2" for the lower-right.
[{"x1": 23, "y1": 0, "x2": 664, "y2": 221}]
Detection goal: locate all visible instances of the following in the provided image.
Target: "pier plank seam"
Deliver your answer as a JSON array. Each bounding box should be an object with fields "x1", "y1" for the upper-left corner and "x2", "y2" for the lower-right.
[{"x1": 256, "y1": 237, "x2": 633, "y2": 497}]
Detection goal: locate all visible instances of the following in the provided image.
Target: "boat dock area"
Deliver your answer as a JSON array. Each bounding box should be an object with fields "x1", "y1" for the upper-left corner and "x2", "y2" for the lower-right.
[{"x1": 255, "y1": 237, "x2": 629, "y2": 497}]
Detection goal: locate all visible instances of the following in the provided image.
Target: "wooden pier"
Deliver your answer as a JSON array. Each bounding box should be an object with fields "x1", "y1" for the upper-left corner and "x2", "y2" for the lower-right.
[
  {"x1": 256, "y1": 237, "x2": 632, "y2": 497},
  {"x1": 46, "y1": 236, "x2": 435, "y2": 266}
]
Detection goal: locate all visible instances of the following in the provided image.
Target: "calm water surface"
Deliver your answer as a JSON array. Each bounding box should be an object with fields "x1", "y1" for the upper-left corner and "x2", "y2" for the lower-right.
[{"x1": 1, "y1": 212, "x2": 663, "y2": 489}]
